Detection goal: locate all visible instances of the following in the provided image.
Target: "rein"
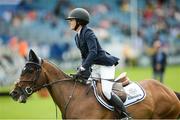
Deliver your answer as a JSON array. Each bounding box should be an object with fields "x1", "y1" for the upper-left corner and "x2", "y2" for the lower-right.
[
  {"x1": 17, "y1": 60, "x2": 78, "y2": 119},
  {"x1": 37, "y1": 77, "x2": 77, "y2": 119},
  {"x1": 19, "y1": 77, "x2": 75, "y2": 95},
  {"x1": 19, "y1": 63, "x2": 78, "y2": 118},
  {"x1": 19, "y1": 60, "x2": 76, "y2": 94},
  {"x1": 38, "y1": 78, "x2": 74, "y2": 89},
  {"x1": 17, "y1": 60, "x2": 115, "y2": 119}
]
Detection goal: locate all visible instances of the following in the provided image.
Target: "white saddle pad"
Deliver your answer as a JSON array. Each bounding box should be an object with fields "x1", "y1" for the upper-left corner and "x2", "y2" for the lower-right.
[
  {"x1": 124, "y1": 82, "x2": 146, "y2": 107},
  {"x1": 92, "y1": 81, "x2": 146, "y2": 111}
]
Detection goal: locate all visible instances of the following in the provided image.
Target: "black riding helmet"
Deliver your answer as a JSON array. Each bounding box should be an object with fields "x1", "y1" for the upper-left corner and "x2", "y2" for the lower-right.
[{"x1": 65, "y1": 8, "x2": 90, "y2": 24}]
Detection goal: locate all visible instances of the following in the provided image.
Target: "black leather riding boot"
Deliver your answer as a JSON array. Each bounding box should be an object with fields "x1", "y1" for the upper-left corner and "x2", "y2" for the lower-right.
[{"x1": 110, "y1": 92, "x2": 130, "y2": 118}]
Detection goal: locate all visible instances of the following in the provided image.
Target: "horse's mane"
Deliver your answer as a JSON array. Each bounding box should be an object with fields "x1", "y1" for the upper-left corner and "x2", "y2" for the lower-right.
[{"x1": 43, "y1": 59, "x2": 71, "y2": 78}]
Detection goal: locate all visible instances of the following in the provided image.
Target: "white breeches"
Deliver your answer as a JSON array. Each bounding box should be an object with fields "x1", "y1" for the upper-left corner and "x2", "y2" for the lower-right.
[{"x1": 89, "y1": 65, "x2": 115, "y2": 100}]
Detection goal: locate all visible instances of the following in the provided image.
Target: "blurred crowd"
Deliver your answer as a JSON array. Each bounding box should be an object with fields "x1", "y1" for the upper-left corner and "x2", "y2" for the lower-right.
[
  {"x1": 0, "y1": 0, "x2": 180, "y2": 72},
  {"x1": 0, "y1": 0, "x2": 180, "y2": 62}
]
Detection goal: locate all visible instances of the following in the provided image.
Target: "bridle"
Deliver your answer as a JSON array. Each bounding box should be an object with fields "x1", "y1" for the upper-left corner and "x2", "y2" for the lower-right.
[
  {"x1": 16, "y1": 59, "x2": 76, "y2": 118},
  {"x1": 16, "y1": 60, "x2": 74, "y2": 97},
  {"x1": 18, "y1": 61, "x2": 42, "y2": 95}
]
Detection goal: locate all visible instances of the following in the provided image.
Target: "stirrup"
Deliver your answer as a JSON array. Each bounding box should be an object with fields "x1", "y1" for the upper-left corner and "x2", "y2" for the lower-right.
[
  {"x1": 122, "y1": 111, "x2": 132, "y2": 119},
  {"x1": 121, "y1": 116, "x2": 132, "y2": 120}
]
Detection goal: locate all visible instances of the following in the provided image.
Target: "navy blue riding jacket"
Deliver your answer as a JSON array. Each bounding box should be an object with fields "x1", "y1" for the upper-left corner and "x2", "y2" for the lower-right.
[{"x1": 75, "y1": 26, "x2": 119, "y2": 70}]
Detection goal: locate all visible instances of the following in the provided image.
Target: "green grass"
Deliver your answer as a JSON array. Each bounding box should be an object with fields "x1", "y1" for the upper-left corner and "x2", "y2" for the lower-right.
[
  {"x1": 0, "y1": 94, "x2": 61, "y2": 120},
  {"x1": 0, "y1": 66, "x2": 179, "y2": 119},
  {"x1": 118, "y1": 65, "x2": 180, "y2": 91}
]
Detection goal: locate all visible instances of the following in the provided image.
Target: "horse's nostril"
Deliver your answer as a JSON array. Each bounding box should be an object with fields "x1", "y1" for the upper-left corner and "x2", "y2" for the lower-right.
[
  {"x1": 10, "y1": 91, "x2": 18, "y2": 97},
  {"x1": 14, "y1": 91, "x2": 18, "y2": 95}
]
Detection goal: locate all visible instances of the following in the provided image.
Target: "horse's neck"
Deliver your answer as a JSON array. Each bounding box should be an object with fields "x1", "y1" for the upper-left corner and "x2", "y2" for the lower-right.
[{"x1": 43, "y1": 60, "x2": 75, "y2": 113}]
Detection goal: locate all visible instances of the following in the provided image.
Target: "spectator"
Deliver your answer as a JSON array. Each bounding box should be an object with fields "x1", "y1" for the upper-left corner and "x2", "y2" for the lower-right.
[
  {"x1": 151, "y1": 40, "x2": 167, "y2": 83},
  {"x1": 18, "y1": 39, "x2": 29, "y2": 59},
  {"x1": 8, "y1": 36, "x2": 19, "y2": 52}
]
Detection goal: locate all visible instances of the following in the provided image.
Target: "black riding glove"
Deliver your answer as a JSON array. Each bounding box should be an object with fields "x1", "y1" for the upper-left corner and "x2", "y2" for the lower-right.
[
  {"x1": 74, "y1": 66, "x2": 91, "y2": 80},
  {"x1": 74, "y1": 66, "x2": 85, "y2": 79}
]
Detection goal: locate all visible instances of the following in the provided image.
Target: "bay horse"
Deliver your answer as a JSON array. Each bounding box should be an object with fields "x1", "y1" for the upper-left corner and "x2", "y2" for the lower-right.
[{"x1": 10, "y1": 50, "x2": 180, "y2": 119}]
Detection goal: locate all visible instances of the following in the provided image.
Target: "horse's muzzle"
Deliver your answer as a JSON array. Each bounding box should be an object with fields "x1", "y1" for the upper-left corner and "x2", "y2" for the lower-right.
[
  {"x1": 10, "y1": 90, "x2": 20, "y2": 101},
  {"x1": 10, "y1": 89, "x2": 27, "y2": 103}
]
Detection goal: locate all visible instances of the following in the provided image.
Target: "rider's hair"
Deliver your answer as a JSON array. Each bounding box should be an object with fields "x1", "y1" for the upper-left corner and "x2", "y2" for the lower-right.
[{"x1": 76, "y1": 19, "x2": 88, "y2": 26}]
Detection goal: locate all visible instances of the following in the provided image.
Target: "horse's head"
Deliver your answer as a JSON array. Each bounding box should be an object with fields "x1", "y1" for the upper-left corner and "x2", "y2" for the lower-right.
[{"x1": 10, "y1": 49, "x2": 46, "y2": 103}]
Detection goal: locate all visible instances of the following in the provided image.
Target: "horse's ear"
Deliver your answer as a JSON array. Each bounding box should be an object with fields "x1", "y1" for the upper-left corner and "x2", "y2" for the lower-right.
[{"x1": 28, "y1": 49, "x2": 41, "y2": 64}]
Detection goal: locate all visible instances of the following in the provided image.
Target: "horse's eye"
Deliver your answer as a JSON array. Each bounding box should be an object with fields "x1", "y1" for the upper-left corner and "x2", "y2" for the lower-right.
[{"x1": 28, "y1": 69, "x2": 34, "y2": 73}]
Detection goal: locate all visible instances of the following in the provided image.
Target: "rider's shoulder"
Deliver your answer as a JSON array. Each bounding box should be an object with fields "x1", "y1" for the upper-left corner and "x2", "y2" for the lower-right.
[{"x1": 83, "y1": 26, "x2": 95, "y2": 36}]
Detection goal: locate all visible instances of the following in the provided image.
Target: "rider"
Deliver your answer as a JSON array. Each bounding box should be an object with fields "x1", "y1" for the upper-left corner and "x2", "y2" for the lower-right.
[{"x1": 65, "y1": 8, "x2": 130, "y2": 118}]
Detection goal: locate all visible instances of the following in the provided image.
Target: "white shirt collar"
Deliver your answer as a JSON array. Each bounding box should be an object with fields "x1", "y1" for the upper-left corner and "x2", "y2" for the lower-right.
[{"x1": 77, "y1": 27, "x2": 82, "y2": 36}]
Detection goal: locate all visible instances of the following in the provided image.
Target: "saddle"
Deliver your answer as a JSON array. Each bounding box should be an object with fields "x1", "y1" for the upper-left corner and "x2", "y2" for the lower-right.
[
  {"x1": 92, "y1": 72, "x2": 146, "y2": 111},
  {"x1": 97, "y1": 72, "x2": 130, "y2": 103},
  {"x1": 114, "y1": 72, "x2": 130, "y2": 87}
]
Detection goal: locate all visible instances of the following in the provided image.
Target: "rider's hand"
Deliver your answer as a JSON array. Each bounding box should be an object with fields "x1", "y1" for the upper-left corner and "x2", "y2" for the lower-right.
[
  {"x1": 73, "y1": 66, "x2": 86, "y2": 79},
  {"x1": 77, "y1": 66, "x2": 85, "y2": 72}
]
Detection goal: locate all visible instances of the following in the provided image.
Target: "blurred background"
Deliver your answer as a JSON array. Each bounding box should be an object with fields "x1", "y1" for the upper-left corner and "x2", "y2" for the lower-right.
[{"x1": 0, "y1": 0, "x2": 180, "y2": 119}]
